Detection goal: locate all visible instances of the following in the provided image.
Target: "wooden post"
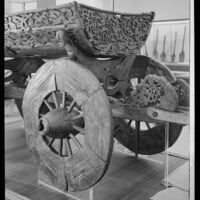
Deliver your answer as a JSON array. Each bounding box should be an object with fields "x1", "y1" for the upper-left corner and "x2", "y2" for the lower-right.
[
  {"x1": 135, "y1": 77, "x2": 141, "y2": 159},
  {"x1": 164, "y1": 122, "x2": 170, "y2": 188}
]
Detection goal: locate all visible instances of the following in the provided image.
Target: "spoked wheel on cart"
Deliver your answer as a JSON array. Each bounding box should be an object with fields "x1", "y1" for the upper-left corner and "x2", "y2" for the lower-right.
[
  {"x1": 22, "y1": 59, "x2": 113, "y2": 192},
  {"x1": 113, "y1": 55, "x2": 189, "y2": 155}
]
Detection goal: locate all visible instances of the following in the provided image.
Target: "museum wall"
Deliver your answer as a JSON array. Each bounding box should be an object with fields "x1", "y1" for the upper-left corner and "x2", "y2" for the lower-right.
[
  {"x1": 114, "y1": 0, "x2": 190, "y2": 20},
  {"x1": 112, "y1": 0, "x2": 190, "y2": 64},
  {"x1": 5, "y1": 0, "x2": 190, "y2": 20}
]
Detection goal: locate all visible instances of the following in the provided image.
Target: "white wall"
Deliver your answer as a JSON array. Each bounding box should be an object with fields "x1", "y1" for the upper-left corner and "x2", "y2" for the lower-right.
[
  {"x1": 37, "y1": 0, "x2": 56, "y2": 9},
  {"x1": 114, "y1": 0, "x2": 190, "y2": 20},
  {"x1": 56, "y1": 0, "x2": 111, "y2": 9},
  {"x1": 5, "y1": 0, "x2": 190, "y2": 19},
  {"x1": 5, "y1": 2, "x2": 12, "y2": 15}
]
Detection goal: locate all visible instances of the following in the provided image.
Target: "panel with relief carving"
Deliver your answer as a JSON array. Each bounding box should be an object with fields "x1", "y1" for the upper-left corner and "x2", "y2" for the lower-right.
[{"x1": 5, "y1": 2, "x2": 155, "y2": 57}]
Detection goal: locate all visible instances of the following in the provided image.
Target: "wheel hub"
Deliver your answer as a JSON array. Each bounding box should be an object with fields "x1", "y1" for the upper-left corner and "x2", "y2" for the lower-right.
[{"x1": 39, "y1": 107, "x2": 84, "y2": 139}]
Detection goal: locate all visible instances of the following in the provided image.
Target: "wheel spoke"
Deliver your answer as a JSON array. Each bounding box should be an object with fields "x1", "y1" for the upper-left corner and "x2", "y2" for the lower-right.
[
  {"x1": 49, "y1": 138, "x2": 55, "y2": 147},
  {"x1": 72, "y1": 113, "x2": 83, "y2": 121},
  {"x1": 63, "y1": 139, "x2": 68, "y2": 156},
  {"x1": 39, "y1": 113, "x2": 44, "y2": 118},
  {"x1": 61, "y1": 91, "x2": 66, "y2": 108},
  {"x1": 135, "y1": 121, "x2": 140, "y2": 157},
  {"x1": 72, "y1": 125, "x2": 85, "y2": 135},
  {"x1": 127, "y1": 120, "x2": 132, "y2": 126},
  {"x1": 69, "y1": 134, "x2": 82, "y2": 149},
  {"x1": 59, "y1": 139, "x2": 63, "y2": 156},
  {"x1": 52, "y1": 91, "x2": 59, "y2": 108},
  {"x1": 68, "y1": 100, "x2": 76, "y2": 113},
  {"x1": 65, "y1": 138, "x2": 72, "y2": 156},
  {"x1": 44, "y1": 99, "x2": 53, "y2": 111},
  {"x1": 146, "y1": 122, "x2": 151, "y2": 129},
  {"x1": 73, "y1": 107, "x2": 83, "y2": 114}
]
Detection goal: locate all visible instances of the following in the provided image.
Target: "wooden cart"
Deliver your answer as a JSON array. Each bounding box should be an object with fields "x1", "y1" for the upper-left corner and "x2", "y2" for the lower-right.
[{"x1": 5, "y1": 1, "x2": 189, "y2": 192}]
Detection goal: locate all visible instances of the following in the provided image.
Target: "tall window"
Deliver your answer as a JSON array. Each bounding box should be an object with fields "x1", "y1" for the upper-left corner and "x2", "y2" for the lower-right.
[
  {"x1": 56, "y1": 0, "x2": 103, "y2": 8},
  {"x1": 25, "y1": 2, "x2": 37, "y2": 11},
  {"x1": 11, "y1": 3, "x2": 23, "y2": 13},
  {"x1": 56, "y1": 0, "x2": 70, "y2": 5}
]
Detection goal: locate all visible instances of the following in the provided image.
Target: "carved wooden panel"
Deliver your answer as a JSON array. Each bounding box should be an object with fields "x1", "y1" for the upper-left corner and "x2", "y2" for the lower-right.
[
  {"x1": 78, "y1": 5, "x2": 155, "y2": 56},
  {"x1": 4, "y1": 3, "x2": 77, "y2": 31},
  {"x1": 5, "y1": 2, "x2": 155, "y2": 57}
]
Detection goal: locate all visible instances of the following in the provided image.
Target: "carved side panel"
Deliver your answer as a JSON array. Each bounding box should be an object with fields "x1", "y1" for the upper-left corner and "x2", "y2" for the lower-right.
[
  {"x1": 5, "y1": 29, "x2": 59, "y2": 48},
  {"x1": 5, "y1": 2, "x2": 154, "y2": 57},
  {"x1": 4, "y1": 3, "x2": 77, "y2": 32},
  {"x1": 78, "y1": 5, "x2": 154, "y2": 56}
]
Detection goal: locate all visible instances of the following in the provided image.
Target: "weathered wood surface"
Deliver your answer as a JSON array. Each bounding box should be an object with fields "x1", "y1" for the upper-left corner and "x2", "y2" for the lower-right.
[
  {"x1": 110, "y1": 101, "x2": 189, "y2": 125},
  {"x1": 114, "y1": 118, "x2": 183, "y2": 155},
  {"x1": 113, "y1": 56, "x2": 189, "y2": 155},
  {"x1": 127, "y1": 74, "x2": 179, "y2": 112},
  {"x1": 22, "y1": 58, "x2": 113, "y2": 192},
  {"x1": 4, "y1": 57, "x2": 44, "y2": 118},
  {"x1": 5, "y1": 1, "x2": 154, "y2": 58},
  {"x1": 147, "y1": 107, "x2": 189, "y2": 125},
  {"x1": 60, "y1": 36, "x2": 137, "y2": 96},
  {"x1": 129, "y1": 55, "x2": 176, "y2": 82},
  {"x1": 5, "y1": 46, "x2": 67, "y2": 59},
  {"x1": 5, "y1": 57, "x2": 44, "y2": 74},
  {"x1": 5, "y1": 82, "x2": 25, "y2": 99}
]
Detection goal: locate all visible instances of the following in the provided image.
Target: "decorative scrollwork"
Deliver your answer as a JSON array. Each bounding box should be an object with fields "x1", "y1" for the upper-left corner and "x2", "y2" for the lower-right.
[
  {"x1": 5, "y1": 2, "x2": 154, "y2": 57},
  {"x1": 120, "y1": 75, "x2": 179, "y2": 111},
  {"x1": 79, "y1": 5, "x2": 154, "y2": 56},
  {"x1": 5, "y1": 3, "x2": 77, "y2": 31},
  {"x1": 5, "y1": 28, "x2": 59, "y2": 48}
]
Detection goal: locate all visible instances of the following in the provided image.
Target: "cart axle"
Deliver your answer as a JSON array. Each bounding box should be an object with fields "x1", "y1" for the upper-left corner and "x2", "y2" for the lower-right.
[{"x1": 39, "y1": 108, "x2": 84, "y2": 139}]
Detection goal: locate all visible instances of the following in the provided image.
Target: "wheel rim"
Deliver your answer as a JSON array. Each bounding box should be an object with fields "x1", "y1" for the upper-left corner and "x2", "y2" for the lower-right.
[
  {"x1": 22, "y1": 59, "x2": 113, "y2": 191},
  {"x1": 114, "y1": 55, "x2": 189, "y2": 155}
]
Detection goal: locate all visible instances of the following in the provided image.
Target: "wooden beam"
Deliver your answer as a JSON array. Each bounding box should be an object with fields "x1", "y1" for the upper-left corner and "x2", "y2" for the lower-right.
[
  {"x1": 5, "y1": 82, "x2": 25, "y2": 99},
  {"x1": 111, "y1": 102, "x2": 189, "y2": 125}
]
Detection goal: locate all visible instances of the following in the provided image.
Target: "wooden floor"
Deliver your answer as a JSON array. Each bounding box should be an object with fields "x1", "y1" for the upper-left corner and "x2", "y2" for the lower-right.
[{"x1": 5, "y1": 119, "x2": 187, "y2": 200}]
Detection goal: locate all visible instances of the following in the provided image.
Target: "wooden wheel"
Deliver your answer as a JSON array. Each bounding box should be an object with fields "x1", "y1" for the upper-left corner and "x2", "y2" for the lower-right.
[
  {"x1": 22, "y1": 59, "x2": 113, "y2": 191},
  {"x1": 114, "y1": 55, "x2": 189, "y2": 155}
]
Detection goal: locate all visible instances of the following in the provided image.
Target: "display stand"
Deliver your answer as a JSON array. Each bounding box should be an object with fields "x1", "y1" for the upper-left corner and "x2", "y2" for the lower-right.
[
  {"x1": 163, "y1": 116, "x2": 189, "y2": 189},
  {"x1": 164, "y1": 122, "x2": 170, "y2": 188}
]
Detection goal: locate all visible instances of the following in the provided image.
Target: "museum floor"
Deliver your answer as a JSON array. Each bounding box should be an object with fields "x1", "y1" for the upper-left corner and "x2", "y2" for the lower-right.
[{"x1": 5, "y1": 112, "x2": 187, "y2": 200}]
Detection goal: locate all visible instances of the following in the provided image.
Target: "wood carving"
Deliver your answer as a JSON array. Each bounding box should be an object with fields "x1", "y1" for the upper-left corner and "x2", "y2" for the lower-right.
[
  {"x1": 4, "y1": 1, "x2": 189, "y2": 193},
  {"x1": 127, "y1": 74, "x2": 178, "y2": 111},
  {"x1": 5, "y1": 2, "x2": 154, "y2": 57},
  {"x1": 22, "y1": 59, "x2": 113, "y2": 191},
  {"x1": 113, "y1": 56, "x2": 189, "y2": 155}
]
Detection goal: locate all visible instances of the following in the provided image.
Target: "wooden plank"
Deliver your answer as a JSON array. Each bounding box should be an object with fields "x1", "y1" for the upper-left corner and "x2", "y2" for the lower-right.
[
  {"x1": 5, "y1": 46, "x2": 67, "y2": 59},
  {"x1": 110, "y1": 99, "x2": 189, "y2": 125},
  {"x1": 111, "y1": 105, "x2": 160, "y2": 123},
  {"x1": 5, "y1": 189, "x2": 31, "y2": 200},
  {"x1": 147, "y1": 107, "x2": 189, "y2": 125},
  {"x1": 5, "y1": 82, "x2": 25, "y2": 99}
]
